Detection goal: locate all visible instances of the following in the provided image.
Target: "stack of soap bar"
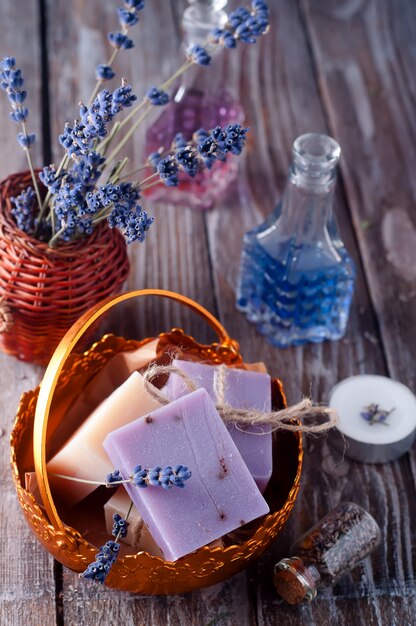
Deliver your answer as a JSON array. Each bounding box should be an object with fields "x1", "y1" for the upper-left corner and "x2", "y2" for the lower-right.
[
  {"x1": 47, "y1": 371, "x2": 162, "y2": 505},
  {"x1": 104, "y1": 489, "x2": 164, "y2": 557},
  {"x1": 48, "y1": 339, "x2": 159, "y2": 458},
  {"x1": 103, "y1": 388, "x2": 269, "y2": 562},
  {"x1": 104, "y1": 490, "x2": 225, "y2": 555},
  {"x1": 163, "y1": 359, "x2": 273, "y2": 493}
]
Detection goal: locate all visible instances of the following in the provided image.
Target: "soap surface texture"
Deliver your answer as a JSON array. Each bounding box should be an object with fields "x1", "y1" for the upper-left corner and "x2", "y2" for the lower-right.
[
  {"x1": 47, "y1": 371, "x2": 162, "y2": 504},
  {"x1": 163, "y1": 359, "x2": 273, "y2": 493},
  {"x1": 103, "y1": 388, "x2": 269, "y2": 561}
]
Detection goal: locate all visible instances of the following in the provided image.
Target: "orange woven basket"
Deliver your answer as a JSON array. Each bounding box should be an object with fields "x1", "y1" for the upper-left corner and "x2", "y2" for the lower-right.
[
  {"x1": 11, "y1": 289, "x2": 303, "y2": 594},
  {"x1": 0, "y1": 171, "x2": 130, "y2": 364}
]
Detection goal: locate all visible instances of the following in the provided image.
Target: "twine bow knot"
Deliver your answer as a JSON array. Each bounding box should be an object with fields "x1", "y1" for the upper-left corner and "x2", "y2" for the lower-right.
[{"x1": 142, "y1": 363, "x2": 338, "y2": 434}]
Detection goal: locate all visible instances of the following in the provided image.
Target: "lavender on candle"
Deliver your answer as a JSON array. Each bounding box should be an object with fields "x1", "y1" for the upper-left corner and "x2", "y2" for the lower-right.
[{"x1": 360, "y1": 403, "x2": 394, "y2": 426}]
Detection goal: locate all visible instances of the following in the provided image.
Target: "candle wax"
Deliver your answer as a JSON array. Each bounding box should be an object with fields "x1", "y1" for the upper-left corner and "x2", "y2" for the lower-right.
[
  {"x1": 163, "y1": 359, "x2": 273, "y2": 493},
  {"x1": 103, "y1": 388, "x2": 270, "y2": 562},
  {"x1": 329, "y1": 374, "x2": 416, "y2": 463},
  {"x1": 47, "y1": 371, "x2": 162, "y2": 505}
]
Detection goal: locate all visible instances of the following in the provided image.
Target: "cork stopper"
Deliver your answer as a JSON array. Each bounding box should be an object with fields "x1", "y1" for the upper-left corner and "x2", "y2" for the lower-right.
[{"x1": 273, "y1": 557, "x2": 318, "y2": 605}]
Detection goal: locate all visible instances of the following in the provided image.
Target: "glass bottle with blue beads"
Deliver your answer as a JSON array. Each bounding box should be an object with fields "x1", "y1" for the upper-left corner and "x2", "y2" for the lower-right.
[{"x1": 236, "y1": 133, "x2": 355, "y2": 347}]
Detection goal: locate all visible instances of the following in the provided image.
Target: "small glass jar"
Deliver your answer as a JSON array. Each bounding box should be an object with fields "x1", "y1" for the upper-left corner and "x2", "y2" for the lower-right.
[{"x1": 273, "y1": 502, "x2": 381, "y2": 604}]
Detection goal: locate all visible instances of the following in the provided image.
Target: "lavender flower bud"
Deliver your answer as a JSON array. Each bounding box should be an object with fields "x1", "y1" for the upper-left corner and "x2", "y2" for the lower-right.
[
  {"x1": 17, "y1": 132, "x2": 36, "y2": 149},
  {"x1": 188, "y1": 44, "x2": 211, "y2": 66},
  {"x1": 117, "y1": 7, "x2": 139, "y2": 27},
  {"x1": 108, "y1": 31, "x2": 134, "y2": 49},
  {"x1": 157, "y1": 156, "x2": 179, "y2": 186},
  {"x1": 146, "y1": 87, "x2": 170, "y2": 106},
  {"x1": 95, "y1": 64, "x2": 115, "y2": 81}
]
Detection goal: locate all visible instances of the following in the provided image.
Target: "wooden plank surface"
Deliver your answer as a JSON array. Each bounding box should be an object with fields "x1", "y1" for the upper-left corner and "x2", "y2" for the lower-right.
[
  {"x1": 0, "y1": 3, "x2": 58, "y2": 625},
  {"x1": 300, "y1": 0, "x2": 416, "y2": 390},
  {"x1": 204, "y1": 1, "x2": 416, "y2": 625},
  {"x1": 0, "y1": 0, "x2": 415, "y2": 625}
]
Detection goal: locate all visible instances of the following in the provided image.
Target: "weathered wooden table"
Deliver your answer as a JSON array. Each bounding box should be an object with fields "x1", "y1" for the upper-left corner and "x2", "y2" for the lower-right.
[{"x1": 1, "y1": 1, "x2": 415, "y2": 624}]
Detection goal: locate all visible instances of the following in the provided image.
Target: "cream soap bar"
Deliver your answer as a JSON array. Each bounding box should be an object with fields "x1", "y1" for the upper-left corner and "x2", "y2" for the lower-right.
[
  {"x1": 163, "y1": 359, "x2": 273, "y2": 493},
  {"x1": 47, "y1": 371, "x2": 162, "y2": 505},
  {"x1": 104, "y1": 489, "x2": 164, "y2": 557},
  {"x1": 103, "y1": 388, "x2": 269, "y2": 562}
]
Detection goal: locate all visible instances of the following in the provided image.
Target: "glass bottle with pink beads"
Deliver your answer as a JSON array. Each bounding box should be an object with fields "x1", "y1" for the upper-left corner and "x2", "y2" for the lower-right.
[{"x1": 145, "y1": 0, "x2": 245, "y2": 210}]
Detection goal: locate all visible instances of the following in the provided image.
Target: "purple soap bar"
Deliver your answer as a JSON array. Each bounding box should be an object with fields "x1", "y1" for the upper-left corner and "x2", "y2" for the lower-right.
[
  {"x1": 163, "y1": 360, "x2": 273, "y2": 493},
  {"x1": 103, "y1": 388, "x2": 269, "y2": 562}
]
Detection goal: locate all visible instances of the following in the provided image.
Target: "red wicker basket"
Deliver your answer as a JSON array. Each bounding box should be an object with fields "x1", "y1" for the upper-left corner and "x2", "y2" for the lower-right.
[{"x1": 0, "y1": 171, "x2": 130, "y2": 364}]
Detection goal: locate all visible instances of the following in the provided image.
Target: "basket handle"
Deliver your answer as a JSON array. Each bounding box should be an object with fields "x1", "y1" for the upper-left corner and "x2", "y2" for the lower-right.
[{"x1": 33, "y1": 289, "x2": 239, "y2": 529}]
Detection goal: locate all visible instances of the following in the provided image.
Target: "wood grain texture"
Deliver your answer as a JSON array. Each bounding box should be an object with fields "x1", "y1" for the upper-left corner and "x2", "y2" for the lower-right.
[
  {"x1": 300, "y1": 0, "x2": 416, "y2": 390},
  {"x1": 0, "y1": 0, "x2": 415, "y2": 625},
  {"x1": 204, "y1": 0, "x2": 416, "y2": 624},
  {"x1": 0, "y1": 2, "x2": 57, "y2": 626}
]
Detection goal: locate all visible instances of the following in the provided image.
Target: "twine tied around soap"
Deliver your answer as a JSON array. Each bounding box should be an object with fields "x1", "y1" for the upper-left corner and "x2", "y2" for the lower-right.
[{"x1": 142, "y1": 364, "x2": 338, "y2": 434}]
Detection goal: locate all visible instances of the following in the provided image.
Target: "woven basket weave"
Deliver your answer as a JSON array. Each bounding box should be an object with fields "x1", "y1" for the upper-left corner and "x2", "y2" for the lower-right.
[{"x1": 0, "y1": 171, "x2": 130, "y2": 364}]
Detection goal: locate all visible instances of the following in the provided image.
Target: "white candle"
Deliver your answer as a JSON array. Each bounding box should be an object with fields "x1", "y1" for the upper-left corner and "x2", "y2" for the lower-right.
[{"x1": 329, "y1": 375, "x2": 416, "y2": 463}]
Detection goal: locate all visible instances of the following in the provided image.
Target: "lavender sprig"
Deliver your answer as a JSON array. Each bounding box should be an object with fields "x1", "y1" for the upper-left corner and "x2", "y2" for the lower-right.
[
  {"x1": 360, "y1": 403, "x2": 394, "y2": 426},
  {"x1": 93, "y1": 0, "x2": 146, "y2": 91},
  {"x1": 82, "y1": 502, "x2": 133, "y2": 584},
  {"x1": 82, "y1": 540, "x2": 121, "y2": 584},
  {"x1": 112, "y1": 513, "x2": 129, "y2": 539},
  {"x1": 148, "y1": 123, "x2": 249, "y2": 187},
  {"x1": 0, "y1": 57, "x2": 43, "y2": 232},
  {"x1": 211, "y1": 0, "x2": 270, "y2": 49},
  {"x1": 50, "y1": 464, "x2": 192, "y2": 490},
  {"x1": 105, "y1": 464, "x2": 192, "y2": 489},
  {"x1": 0, "y1": 1, "x2": 268, "y2": 246}
]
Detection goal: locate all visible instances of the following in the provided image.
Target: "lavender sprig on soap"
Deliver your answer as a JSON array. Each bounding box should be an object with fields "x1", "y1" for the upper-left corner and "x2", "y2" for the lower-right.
[
  {"x1": 50, "y1": 463, "x2": 192, "y2": 490},
  {"x1": 81, "y1": 462, "x2": 191, "y2": 584},
  {"x1": 105, "y1": 464, "x2": 192, "y2": 489}
]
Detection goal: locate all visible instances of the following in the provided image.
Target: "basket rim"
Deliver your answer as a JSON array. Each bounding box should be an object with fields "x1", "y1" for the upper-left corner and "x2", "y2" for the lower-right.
[{"x1": 11, "y1": 330, "x2": 303, "y2": 591}]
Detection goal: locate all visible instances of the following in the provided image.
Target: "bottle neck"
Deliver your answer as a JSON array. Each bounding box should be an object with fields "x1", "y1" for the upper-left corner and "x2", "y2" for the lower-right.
[
  {"x1": 182, "y1": 0, "x2": 228, "y2": 47},
  {"x1": 273, "y1": 557, "x2": 320, "y2": 604},
  {"x1": 275, "y1": 133, "x2": 340, "y2": 243},
  {"x1": 278, "y1": 165, "x2": 336, "y2": 239},
  {"x1": 173, "y1": 0, "x2": 229, "y2": 101}
]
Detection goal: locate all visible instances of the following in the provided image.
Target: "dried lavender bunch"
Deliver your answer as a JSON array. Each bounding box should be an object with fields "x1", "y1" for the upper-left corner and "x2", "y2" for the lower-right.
[{"x1": 0, "y1": 0, "x2": 270, "y2": 247}]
